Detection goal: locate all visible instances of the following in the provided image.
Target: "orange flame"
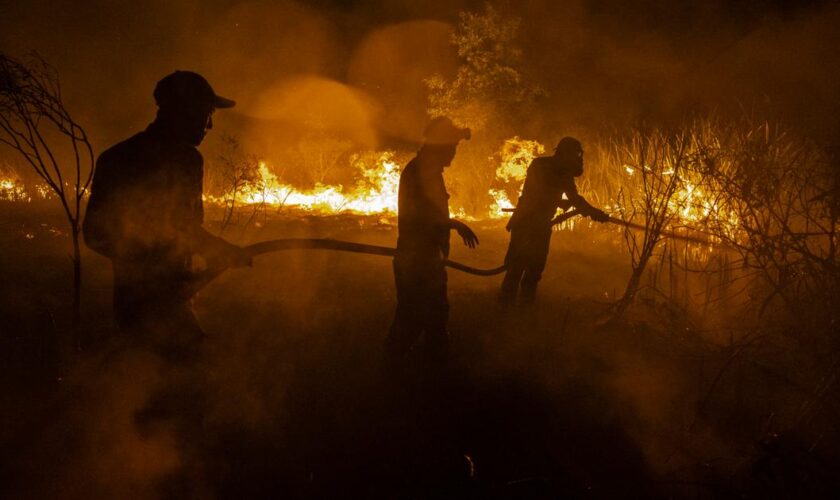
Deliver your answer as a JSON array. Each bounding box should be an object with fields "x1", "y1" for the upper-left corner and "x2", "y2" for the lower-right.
[
  {"x1": 208, "y1": 152, "x2": 401, "y2": 215},
  {"x1": 489, "y1": 137, "x2": 546, "y2": 218}
]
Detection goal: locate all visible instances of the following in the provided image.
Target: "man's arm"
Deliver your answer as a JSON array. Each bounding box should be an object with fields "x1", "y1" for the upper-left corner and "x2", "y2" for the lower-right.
[
  {"x1": 182, "y1": 151, "x2": 251, "y2": 268},
  {"x1": 411, "y1": 169, "x2": 478, "y2": 249},
  {"x1": 564, "y1": 179, "x2": 609, "y2": 222},
  {"x1": 188, "y1": 227, "x2": 251, "y2": 267},
  {"x1": 449, "y1": 219, "x2": 479, "y2": 248},
  {"x1": 506, "y1": 159, "x2": 545, "y2": 231},
  {"x1": 83, "y1": 151, "x2": 123, "y2": 257}
]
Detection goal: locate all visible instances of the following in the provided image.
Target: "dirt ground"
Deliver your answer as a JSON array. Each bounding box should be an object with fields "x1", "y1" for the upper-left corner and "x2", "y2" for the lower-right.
[{"x1": 2, "y1": 205, "x2": 838, "y2": 499}]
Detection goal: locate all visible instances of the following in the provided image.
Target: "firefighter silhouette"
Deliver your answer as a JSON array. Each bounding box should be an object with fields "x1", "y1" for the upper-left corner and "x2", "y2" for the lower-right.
[
  {"x1": 386, "y1": 117, "x2": 478, "y2": 364},
  {"x1": 84, "y1": 70, "x2": 250, "y2": 360},
  {"x1": 500, "y1": 137, "x2": 608, "y2": 304}
]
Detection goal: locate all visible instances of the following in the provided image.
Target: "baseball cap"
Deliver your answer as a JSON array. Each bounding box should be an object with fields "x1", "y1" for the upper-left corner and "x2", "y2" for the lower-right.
[{"x1": 153, "y1": 70, "x2": 236, "y2": 110}]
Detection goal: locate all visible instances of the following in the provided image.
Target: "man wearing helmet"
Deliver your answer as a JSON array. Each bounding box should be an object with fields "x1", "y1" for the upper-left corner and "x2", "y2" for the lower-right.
[
  {"x1": 84, "y1": 71, "x2": 250, "y2": 359},
  {"x1": 386, "y1": 117, "x2": 479, "y2": 365},
  {"x1": 500, "y1": 137, "x2": 609, "y2": 305}
]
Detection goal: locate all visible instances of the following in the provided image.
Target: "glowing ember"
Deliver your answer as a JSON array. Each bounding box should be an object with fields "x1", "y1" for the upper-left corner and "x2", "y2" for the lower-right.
[
  {"x1": 0, "y1": 167, "x2": 53, "y2": 203},
  {"x1": 0, "y1": 174, "x2": 31, "y2": 202}
]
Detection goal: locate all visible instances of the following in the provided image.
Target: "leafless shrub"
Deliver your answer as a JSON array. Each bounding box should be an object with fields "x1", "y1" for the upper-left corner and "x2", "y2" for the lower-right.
[
  {"x1": 696, "y1": 117, "x2": 839, "y2": 332},
  {"x1": 0, "y1": 52, "x2": 94, "y2": 322},
  {"x1": 210, "y1": 133, "x2": 261, "y2": 233},
  {"x1": 608, "y1": 126, "x2": 691, "y2": 320}
]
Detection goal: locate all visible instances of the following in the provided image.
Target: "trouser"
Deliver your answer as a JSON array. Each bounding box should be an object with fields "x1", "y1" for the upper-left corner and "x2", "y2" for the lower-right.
[
  {"x1": 500, "y1": 225, "x2": 552, "y2": 303},
  {"x1": 115, "y1": 299, "x2": 205, "y2": 363},
  {"x1": 113, "y1": 262, "x2": 205, "y2": 363},
  {"x1": 387, "y1": 254, "x2": 449, "y2": 360},
  {"x1": 113, "y1": 273, "x2": 210, "y2": 497},
  {"x1": 120, "y1": 302, "x2": 210, "y2": 499}
]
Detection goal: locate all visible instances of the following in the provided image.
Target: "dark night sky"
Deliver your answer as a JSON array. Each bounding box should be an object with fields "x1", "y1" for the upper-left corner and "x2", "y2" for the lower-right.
[{"x1": 1, "y1": 0, "x2": 838, "y2": 154}]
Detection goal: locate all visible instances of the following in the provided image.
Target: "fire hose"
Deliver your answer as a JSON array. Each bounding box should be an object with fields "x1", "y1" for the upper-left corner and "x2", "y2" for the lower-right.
[
  {"x1": 506, "y1": 207, "x2": 720, "y2": 246},
  {"x1": 186, "y1": 209, "x2": 714, "y2": 298},
  {"x1": 185, "y1": 238, "x2": 507, "y2": 299},
  {"x1": 243, "y1": 238, "x2": 506, "y2": 276}
]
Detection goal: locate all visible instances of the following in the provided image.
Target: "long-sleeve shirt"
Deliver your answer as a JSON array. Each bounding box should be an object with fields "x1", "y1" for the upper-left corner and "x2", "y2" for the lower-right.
[
  {"x1": 396, "y1": 157, "x2": 451, "y2": 260},
  {"x1": 507, "y1": 156, "x2": 594, "y2": 231},
  {"x1": 85, "y1": 123, "x2": 206, "y2": 264},
  {"x1": 84, "y1": 122, "x2": 232, "y2": 306}
]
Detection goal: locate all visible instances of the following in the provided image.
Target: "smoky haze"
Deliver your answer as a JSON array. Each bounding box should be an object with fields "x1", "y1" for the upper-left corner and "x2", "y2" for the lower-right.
[{"x1": 1, "y1": 0, "x2": 837, "y2": 161}]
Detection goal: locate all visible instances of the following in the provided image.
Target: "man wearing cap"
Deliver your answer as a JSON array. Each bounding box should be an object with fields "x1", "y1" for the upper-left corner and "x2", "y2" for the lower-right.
[
  {"x1": 500, "y1": 137, "x2": 609, "y2": 305},
  {"x1": 84, "y1": 70, "x2": 250, "y2": 358},
  {"x1": 386, "y1": 117, "x2": 479, "y2": 365}
]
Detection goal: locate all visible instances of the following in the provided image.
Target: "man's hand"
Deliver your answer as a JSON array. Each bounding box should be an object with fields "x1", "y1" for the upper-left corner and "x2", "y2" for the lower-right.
[
  {"x1": 231, "y1": 246, "x2": 254, "y2": 267},
  {"x1": 226, "y1": 245, "x2": 253, "y2": 268},
  {"x1": 587, "y1": 208, "x2": 610, "y2": 223},
  {"x1": 193, "y1": 228, "x2": 252, "y2": 269},
  {"x1": 452, "y1": 220, "x2": 479, "y2": 248}
]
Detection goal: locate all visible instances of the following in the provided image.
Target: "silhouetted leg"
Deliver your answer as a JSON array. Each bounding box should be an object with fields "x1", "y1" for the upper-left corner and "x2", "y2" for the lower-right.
[
  {"x1": 520, "y1": 230, "x2": 552, "y2": 303},
  {"x1": 387, "y1": 303, "x2": 423, "y2": 359},
  {"x1": 113, "y1": 261, "x2": 205, "y2": 362},
  {"x1": 122, "y1": 300, "x2": 210, "y2": 498},
  {"x1": 500, "y1": 232, "x2": 527, "y2": 303},
  {"x1": 500, "y1": 267, "x2": 525, "y2": 303},
  {"x1": 386, "y1": 258, "x2": 425, "y2": 360},
  {"x1": 519, "y1": 269, "x2": 541, "y2": 303},
  {"x1": 422, "y1": 266, "x2": 449, "y2": 364}
]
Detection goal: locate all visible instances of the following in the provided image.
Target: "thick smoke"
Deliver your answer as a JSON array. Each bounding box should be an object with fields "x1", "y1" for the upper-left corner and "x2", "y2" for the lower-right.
[{"x1": 3, "y1": 0, "x2": 837, "y2": 158}]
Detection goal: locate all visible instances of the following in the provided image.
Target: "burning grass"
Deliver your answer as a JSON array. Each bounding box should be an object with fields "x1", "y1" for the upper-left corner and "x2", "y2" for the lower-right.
[
  {"x1": 205, "y1": 152, "x2": 402, "y2": 216},
  {"x1": 4, "y1": 114, "x2": 835, "y2": 331}
]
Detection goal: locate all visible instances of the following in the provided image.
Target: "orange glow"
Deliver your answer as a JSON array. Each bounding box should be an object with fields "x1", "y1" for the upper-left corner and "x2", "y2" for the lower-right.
[
  {"x1": 0, "y1": 177, "x2": 30, "y2": 202},
  {"x1": 0, "y1": 171, "x2": 51, "y2": 202},
  {"x1": 489, "y1": 137, "x2": 546, "y2": 218},
  {"x1": 207, "y1": 152, "x2": 401, "y2": 215}
]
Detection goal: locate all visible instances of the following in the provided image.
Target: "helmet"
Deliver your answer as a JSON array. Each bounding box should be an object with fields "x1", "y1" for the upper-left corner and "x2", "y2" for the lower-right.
[{"x1": 554, "y1": 136, "x2": 582, "y2": 155}]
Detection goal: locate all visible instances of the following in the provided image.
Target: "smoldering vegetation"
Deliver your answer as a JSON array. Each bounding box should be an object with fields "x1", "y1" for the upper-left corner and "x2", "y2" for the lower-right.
[{"x1": 3, "y1": 0, "x2": 840, "y2": 498}]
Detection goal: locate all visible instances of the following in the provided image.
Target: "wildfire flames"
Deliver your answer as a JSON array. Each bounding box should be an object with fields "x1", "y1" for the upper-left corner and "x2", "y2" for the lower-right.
[
  {"x1": 203, "y1": 138, "x2": 547, "y2": 221},
  {"x1": 0, "y1": 177, "x2": 29, "y2": 202},
  {"x1": 207, "y1": 152, "x2": 402, "y2": 216},
  {"x1": 489, "y1": 137, "x2": 546, "y2": 218},
  {"x1": 0, "y1": 171, "x2": 51, "y2": 202},
  {"x1": 1, "y1": 137, "x2": 742, "y2": 241}
]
